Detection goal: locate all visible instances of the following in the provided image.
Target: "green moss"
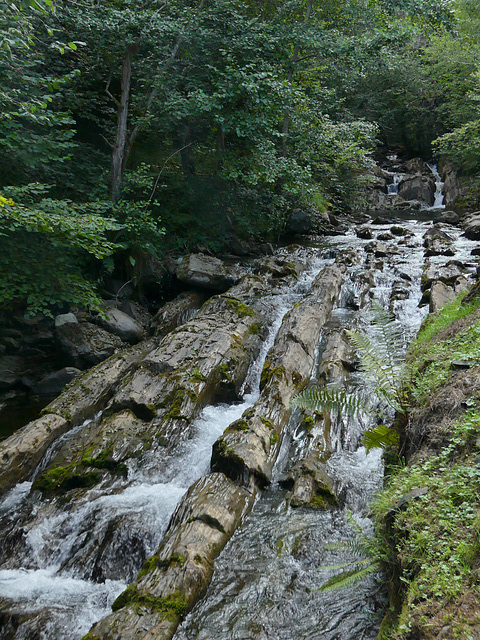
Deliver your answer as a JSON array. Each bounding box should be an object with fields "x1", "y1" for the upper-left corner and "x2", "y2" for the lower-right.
[
  {"x1": 193, "y1": 554, "x2": 204, "y2": 565},
  {"x1": 221, "y1": 296, "x2": 255, "y2": 318},
  {"x1": 270, "y1": 432, "x2": 279, "y2": 446},
  {"x1": 308, "y1": 488, "x2": 337, "y2": 509},
  {"x1": 137, "y1": 553, "x2": 186, "y2": 578},
  {"x1": 213, "y1": 439, "x2": 246, "y2": 471},
  {"x1": 112, "y1": 586, "x2": 188, "y2": 621},
  {"x1": 164, "y1": 388, "x2": 189, "y2": 420},
  {"x1": 189, "y1": 368, "x2": 207, "y2": 382},
  {"x1": 218, "y1": 362, "x2": 232, "y2": 382},
  {"x1": 248, "y1": 322, "x2": 261, "y2": 335},
  {"x1": 291, "y1": 371, "x2": 303, "y2": 389},
  {"x1": 260, "y1": 362, "x2": 285, "y2": 391},
  {"x1": 302, "y1": 415, "x2": 314, "y2": 432},
  {"x1": 225, "y1": 418, "x2": 250, "y2": 432},
  {"x1": 81, "y1": 449, "x2": 128, "y2": 477},
  {"x1": 260, "y1": 416, "x2": 274, "y2": 430}
]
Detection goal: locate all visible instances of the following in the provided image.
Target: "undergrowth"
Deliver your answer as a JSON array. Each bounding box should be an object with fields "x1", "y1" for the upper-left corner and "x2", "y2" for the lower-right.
[{"x1": 373, "y1": 290, "x2": 480, "y2": 639}]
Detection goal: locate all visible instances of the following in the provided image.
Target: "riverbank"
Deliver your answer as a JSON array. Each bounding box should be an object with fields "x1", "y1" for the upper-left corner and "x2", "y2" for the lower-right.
[{"x1": 374, "y1": 292, "x2": 480, "y2": 639}]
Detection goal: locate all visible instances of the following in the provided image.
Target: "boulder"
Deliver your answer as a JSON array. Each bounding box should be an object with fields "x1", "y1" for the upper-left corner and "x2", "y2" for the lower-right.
[
  {"x1": 421, "y1": 261, "x2": 465, "y2": 291},
  {"x1": 85, "y1": 473, "x2": 254, "y2": 640},
  {"x1": 287, "y1": 209, "x2": 313, "y2": 234},
  {"x1": 176, "y1": 253, "x2": 246, "y2": 292},
  {"x1": 398, "y1": 174, "x2": 435, "y2": 206},
  {"x1": 423, "y1": 227, "x2": 455, "y2": 257},
  {"x1": 429, "y1": 281, "x2": 455, "y2": 313},
  {"x1": 254, "y1": 255, "x2": 304, "y2": 279},
  {"x1": 151, "y1": 291, "x2": 207, "y2": 338},
  {"x1": 211, "y1": 264, "x2": 345, "y2": 489},
  {"x1": 54, "y1": 313, "x2": 78, "y2": 328},
  {"x1": 286, "y1": 456, "x2": 338, "y2": 508},
  {"x1": 441, "y1": 162, "x2": 462, "y2": 207},
  {"x1": 438, "y1": 210, "x2": 461, "y2": 226},
  {"x1": 405, "y1": 157, "x2": 430, "y2": 174},
  {"x1": 429, "y1": 277, "x2": 469, "y2": 313},
  {"x1": 0, "y1": 414, "x2": 69, "y2": 495},
  {"x1": 55, "y1": 321, "x2": 124, "y2": 369},
  {"x1": 33, "y1": 367, "x2": 81, "y2": 395},
  {"x1": 96, "y1": 308, "x2": 145, "y2": 344},
  {"x1": 463, "y1": 213, "x2": 480, "y2": 240},
  {"x1": 356, "y1": 226, "x2": 373, "y2": 239},
  {"x1": 33, "y1": 276, "x2": 268, "y2": 497}
]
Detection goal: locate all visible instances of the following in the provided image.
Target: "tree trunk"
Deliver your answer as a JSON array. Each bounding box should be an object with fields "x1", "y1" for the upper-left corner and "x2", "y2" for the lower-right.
[
  {"x1": 282, "y1": 0, "x2": 313, "y2": 157},
  {"x1": 111, "y1": 44, "x2": 136, "y2": 204},
  {"x1": 179, "y1": 122, "x2": 196, "y2": 177}
]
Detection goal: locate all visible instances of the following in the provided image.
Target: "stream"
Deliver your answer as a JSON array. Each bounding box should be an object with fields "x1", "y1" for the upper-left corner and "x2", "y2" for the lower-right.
[{"x1": 0, "y1": 165, "x2": 478, "y2": 640}]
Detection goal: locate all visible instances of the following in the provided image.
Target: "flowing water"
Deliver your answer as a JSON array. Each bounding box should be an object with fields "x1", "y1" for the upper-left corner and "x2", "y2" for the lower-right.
[
  {"x1": 0, "y1": 250, "x2": 331, "y2": 640},
  {"x1": 175, "y1": 214, "x2": 478, "y2": 640},
  {"x1": 0, "y1": 200, "x2": 478, "y2": 639}
]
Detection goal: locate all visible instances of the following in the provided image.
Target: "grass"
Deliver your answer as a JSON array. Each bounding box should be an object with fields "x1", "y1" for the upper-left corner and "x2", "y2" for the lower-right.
[{"x1": 407, "y1": 293, "x2": 480, "y2": 404}]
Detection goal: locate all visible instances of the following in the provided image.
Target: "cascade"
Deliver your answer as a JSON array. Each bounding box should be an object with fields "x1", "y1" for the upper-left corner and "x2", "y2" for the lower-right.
[{"x1": 0, "y1": 210, "x2": 478, "y2": 640}]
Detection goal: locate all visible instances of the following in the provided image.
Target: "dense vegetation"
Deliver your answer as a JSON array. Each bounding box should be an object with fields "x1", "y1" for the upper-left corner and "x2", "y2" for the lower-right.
[
  {"x1": 1, "y1": 0, "x2": 479, "y2": 316},
  {"x1": 372, "y1": 293, "x2": 480, "y2": 639}
]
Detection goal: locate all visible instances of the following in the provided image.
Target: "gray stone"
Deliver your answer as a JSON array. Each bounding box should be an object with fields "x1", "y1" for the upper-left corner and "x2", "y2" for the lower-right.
[
  {"x1": 423, "y1": 227, "x2": 455, "y2": 257},
  {"x1": 33, "y1": 367, "x2": 81, "y2": 395},
  {"x1": 438, "y1": 210, "x2": 460, "y2": 225},
  {"x1": 96, "y1": 308, "x2": 145, "y2": 344},
  {"x1": 398, "y1": 174, "x2": 435, "y2": 206},
  {"x1": 287, "y1": 209, "x2": 313, "y2": 234},
  {"x1": 356, "y1": 226, "x2": 372, "y2": 239},
  {"x1": 176, "y1": 253, "x2": 246, "y2": 292},
  {"x1": 463, "y1": 213, "x2": 480, "y2": 240},
  {"x1": 54, "y1": 313, "x2": 78, "y2": 327},
  {"x1": 211, "y1": 264, "x2": 345, "y2": 489},
  {"x1": 429, "y1": 280, "x2": 455, "y2": 313},
  {"x1": 0, "y1": 414, "x2": 69, "y2": 495},
  {"x1": 441, "y1": 162, "x2": 462, "y2": 207},
  {"x1": 55, "y1": 321, "x2": 123, "y2": 369},
  {"x1": 151, "y1": 291, "x2": 206, "y2": 338}
]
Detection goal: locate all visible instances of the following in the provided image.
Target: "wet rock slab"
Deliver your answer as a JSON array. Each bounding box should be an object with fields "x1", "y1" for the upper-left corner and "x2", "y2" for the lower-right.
[{"x1": 85, "y1": 473, "x2": 253, "y2": 640}]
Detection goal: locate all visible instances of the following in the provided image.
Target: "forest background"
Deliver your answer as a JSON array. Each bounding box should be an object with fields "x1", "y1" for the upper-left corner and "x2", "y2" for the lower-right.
[{"x1": 1, "y1": 0, "x2": 479, "y2": 317}]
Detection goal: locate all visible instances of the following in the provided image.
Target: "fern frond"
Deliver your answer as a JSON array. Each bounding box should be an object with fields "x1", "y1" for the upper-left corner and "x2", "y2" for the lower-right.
[
  {"x1": 323, "y1": 539, "x2": 368, "y2": 556},
  {"x1": 371, "y1": 300, "x2": 405, "y2": 359},
  {"x1": 321, "y1": 558, "x2": 372, "y2": 571},
  {"x1": 346, "y1": 329, "x2": 400, "y2": 393},
  {"x1": 315, "y1": 563, "x2": 381, "y2": 592},
  {"x1": 290, "y1": 386, "x2": 366, "y2": 417},
  {"x1": 362, "y1": 424, "x2": 399, "y2": 453}
]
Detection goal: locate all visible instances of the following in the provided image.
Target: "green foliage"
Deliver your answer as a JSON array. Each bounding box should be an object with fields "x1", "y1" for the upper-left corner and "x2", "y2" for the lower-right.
[
  {"x1": 316, "y1": 514, "x2": 388, "y2": 592},
  {"x1": 408, "y1": 292, "x2": 480, "y2": 405},
  {"x1": 362, "y1": 423, "x2": 400, "y2": 453},
  {"x1": 373, "y1": 408, "x2": 480, "y2": 638},
  {"x1": 291, "y1": 386, "x2": 366, "y2": 417},
  {"x1": 292, "y1": 302, "x2": 409, "y2": 452},
  {"x1": 0, "y1": 186, "x2": 121, "y2": 316}
]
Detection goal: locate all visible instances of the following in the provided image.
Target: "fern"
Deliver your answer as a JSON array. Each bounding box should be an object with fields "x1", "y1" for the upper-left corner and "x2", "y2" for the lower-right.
[
  {"x1": 317, "y1": 514, "x2": 385, "y2": 593},
  {"x1": 290, "y1": 386, "x2": 366, "y2": 417},
  {"x1": 291, "y1": 301, "x2": 411, "y2": 450},
  {"x1": 362, "y1": 424, "x2": 399, "y2": 453},
  {"x1": 316, "y1": 563, "x2": 381, "y2": 592}
]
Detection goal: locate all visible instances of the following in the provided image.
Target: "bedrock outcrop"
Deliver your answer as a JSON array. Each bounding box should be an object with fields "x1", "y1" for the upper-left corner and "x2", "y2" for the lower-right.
[{"x1": 83, "y1": 262, "x2": 346, "y2": 640}]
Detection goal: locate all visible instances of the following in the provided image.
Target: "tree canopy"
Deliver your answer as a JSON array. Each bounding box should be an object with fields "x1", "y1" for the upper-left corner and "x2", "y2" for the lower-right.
[{"x1": 0, "y1": 0, "x2": 478, "y2": 315}]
